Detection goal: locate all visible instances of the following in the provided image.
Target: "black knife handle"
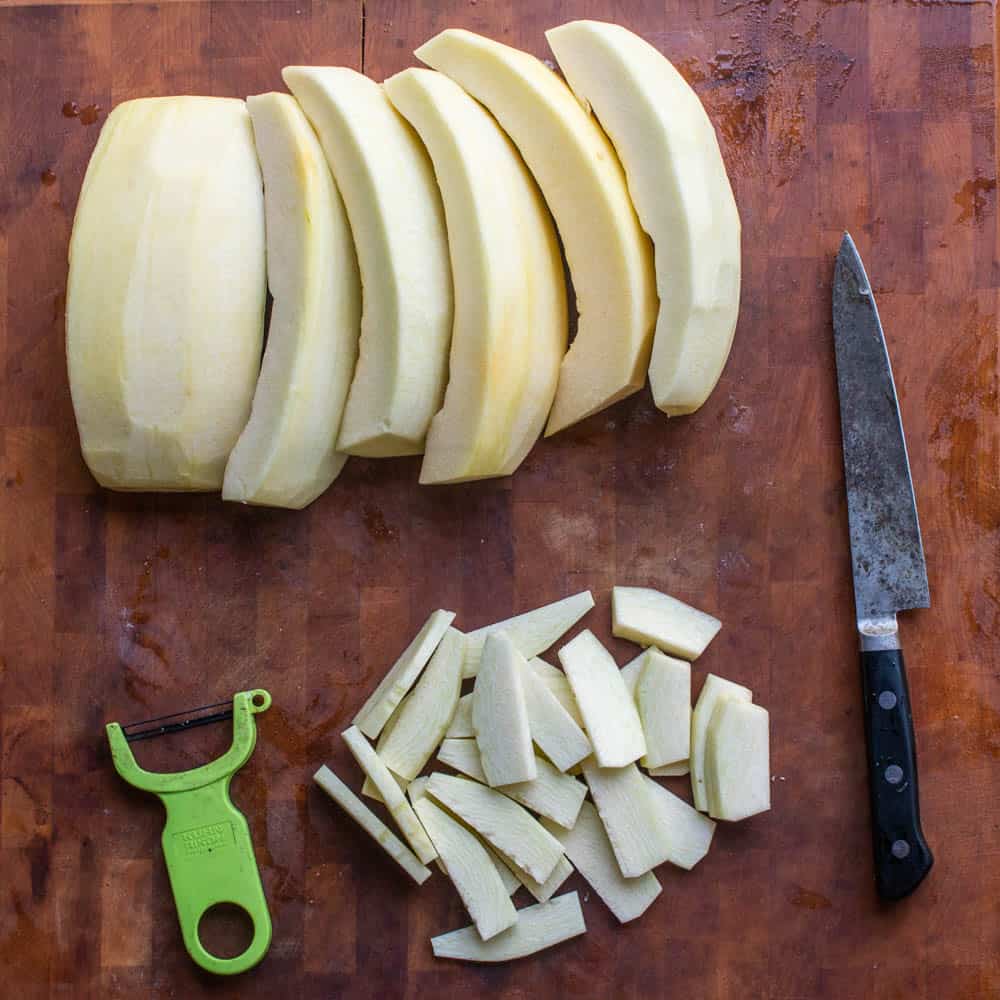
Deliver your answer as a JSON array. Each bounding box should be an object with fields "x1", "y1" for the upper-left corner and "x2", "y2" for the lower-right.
[{"x1": 861, "y1": 647, "x2": 933, "y2": 900}]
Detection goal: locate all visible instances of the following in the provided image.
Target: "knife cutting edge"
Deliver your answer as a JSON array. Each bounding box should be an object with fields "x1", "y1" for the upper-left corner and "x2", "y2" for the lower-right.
[{"x1": 832, "y1": 232, "x2": 933, "y2": 901}]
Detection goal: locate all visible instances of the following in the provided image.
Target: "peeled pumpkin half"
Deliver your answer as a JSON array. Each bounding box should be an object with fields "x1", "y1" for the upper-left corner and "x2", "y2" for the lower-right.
[
  {"x1": 546, "y1": 20, "x2": 741, "y2": 415},
  {"x1": 282, "y1": 67, "x2": 452, "y2": 458},
  {"x1": 416, "y1": 29, "x2": 656, "y2": 436},
  {"x1": 66, "y1": 97, "x2": 266, "y2": 490},
  {"x1": 384, "y1": 68, "x2": 567, "y2": 484},
  {"x1": 222, "y1": 92, "x2": 361, "y2": 509}
]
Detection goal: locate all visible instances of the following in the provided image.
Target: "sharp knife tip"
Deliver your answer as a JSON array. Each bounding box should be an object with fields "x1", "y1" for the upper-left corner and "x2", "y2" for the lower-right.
[{"x1": 835, "y1": 232, "x2": 870, "y2": 294}]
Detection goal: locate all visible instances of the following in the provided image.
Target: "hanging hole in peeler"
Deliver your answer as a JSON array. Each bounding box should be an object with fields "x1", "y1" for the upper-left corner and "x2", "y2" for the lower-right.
[{"x1": 197, "y1": 902, "x2": 255, "y2": 960}]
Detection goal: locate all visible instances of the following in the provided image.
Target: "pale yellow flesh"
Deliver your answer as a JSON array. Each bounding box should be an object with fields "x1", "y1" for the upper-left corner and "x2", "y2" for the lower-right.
[
  {"x1": 377, "y1": 627, "x2": 466, "y2": 780},
  {"x1": 546, "y1": 20, "x2": 741, "y2": 415},
  {"x1": 445, "y1": 693, "x2": 475, "y2": 737},
  {"x1": 360, "y1": 699, "x2": 407, "y2": 801},
  {"x1": 619, "y1": 648, "x2": 650, "y2": 699},
  {"x1": 691, "y1": 674, "x2": 752, "y2": 812},
  {"x1": 498, "y1": 853, "x2": 574, "y2": 904},
  {"x1": 425, "y1": 772, "x2": 563, "y2": 883},
  {"x1": 650, "y1": 761, "x2": 690, "y2": 777},
  {"x1": 222, "y1": 92, "x2": 360, "y2": 508},
  {"x1": 543, "y1": 800, "x2": 661, "y2": 923},
  {"x1": 519, "y1": 662, "x2": 591, "y2": 772},
  {"x1": 705, "y1": 700, "x2": 771, "y2": 821},
  {"x1": 558, "y1": 630, "x2": 646, "y2": 768},
  {"x1": 641, "y1": 775, "x2": 716, "y2": 870},
  {"x1": 636, "y1": 649, "x2": 691, "y2": 769},
  {"x1": 313, "y1": 765, "x2": 431, "y2": 885},
  {"x1": 612, "y1": 586, "x2": 721, "y2": 661},
  {"x1": 406, "y1": 796, "x2": 518, "y2": 895},
  {"x1": 431, "y1": 892, "x2": 586, "y2": 962},
  {"x1": 352, "y1": 609, "x2": 456, "y2": 739},
  {"x1": 384, "y1": 68, "x2": 566, "y2": 484},
  {"x1": 413, "y1": 794, "x2": 517, "y2": 940},
  {"x1": 407, "y1": 776, "x2": 430, "y2": 803},
  {"x1": 282, "y1": 67, "x2": 453, "y2": 457},
  {"x1": 527, "y1": 657, "x2": 563, "y2": 681},
  {"x1": 416, "y1": 29, "x2": 656, "y2": 435},
  {"x1": 409, "y1": 774, "x2": 456, "y2": 880},
  {"x1": 485, "y1": 843, "x2": 523, "y2": 896},
  {"x1": 67, "y1": 97, "x2": 266, "y2": 490},
  {"x1": 463, "y1": 591, "x2": 595, "y2": 679},
  {"x1": 416, "y1": 772, "x2": 552, "y2": 903},
  {"x1": 582, "y1": 759, "x2": 671, "y2": 878},
  {"x1": 530, "y1": 662, "x2": 587, "y2": 728},
  {"x1": 341, "y1": 726, "x2": 437, "y2": 864},
  {"x1": 473, "y1": 632, "x2": 536, "y2": 786},
  {"x1": 437, "y1": 739, "x2": 586, "y2": 829},
  {"x1": 622, "y1": 649, "x2": 691, "y2": 775},
  {"x1": 360, "y1": 766, "x2": 406, "y2": 804}
]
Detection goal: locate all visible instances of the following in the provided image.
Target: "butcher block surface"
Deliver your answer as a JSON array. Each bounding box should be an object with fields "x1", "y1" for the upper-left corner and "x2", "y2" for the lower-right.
[{"x1": 1, "y1": 0, "x2": 998, "y2": 996}]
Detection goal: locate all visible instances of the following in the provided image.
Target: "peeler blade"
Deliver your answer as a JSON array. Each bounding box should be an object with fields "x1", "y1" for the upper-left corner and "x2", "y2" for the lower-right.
[{"x1": 121, "y1": 700, "x2": 235, "y2": 742}]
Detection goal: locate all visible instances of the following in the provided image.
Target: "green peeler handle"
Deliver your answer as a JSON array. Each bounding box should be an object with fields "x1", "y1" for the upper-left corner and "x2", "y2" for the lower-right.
[
  {"x1": 159, "y1": 779, "x2": 272, "y2": 975},
  {"x1": 107, "y1": 689, "x2": 273, "y2": 976}
]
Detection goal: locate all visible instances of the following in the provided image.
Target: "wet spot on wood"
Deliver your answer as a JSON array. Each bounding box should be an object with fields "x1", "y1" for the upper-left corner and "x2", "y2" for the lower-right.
[
  {"x1": 362, "y1": 505, "x2": 398, "y2": 542},
  {"x1": 954, "y1": 175, "x2": 997, "y2": 226},
  {"x1": 790, "y1": 886, "x2": 832, "y2": 909}
]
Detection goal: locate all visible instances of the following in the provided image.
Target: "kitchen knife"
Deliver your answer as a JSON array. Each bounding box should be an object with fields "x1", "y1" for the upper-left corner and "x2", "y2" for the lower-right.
[{"x1": 832, "y1": 232, "x2": 933, "y2": 901}]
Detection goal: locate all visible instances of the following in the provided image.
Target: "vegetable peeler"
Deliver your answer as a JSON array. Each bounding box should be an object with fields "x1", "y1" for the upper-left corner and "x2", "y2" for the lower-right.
[{"x1": 106, "y1": 689, "x2": 273, "y2": 975}]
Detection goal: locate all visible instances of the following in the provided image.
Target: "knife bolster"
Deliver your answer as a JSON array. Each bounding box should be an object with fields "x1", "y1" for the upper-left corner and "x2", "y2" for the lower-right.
[{"x1": 858, "y1": 615, "x2": 900, "y2": 652}]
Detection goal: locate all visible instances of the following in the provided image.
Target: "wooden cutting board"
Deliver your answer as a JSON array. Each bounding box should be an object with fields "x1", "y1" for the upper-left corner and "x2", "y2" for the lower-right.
[{"x1": 2, "y1": 0, "x2": 997, "y2": 996}]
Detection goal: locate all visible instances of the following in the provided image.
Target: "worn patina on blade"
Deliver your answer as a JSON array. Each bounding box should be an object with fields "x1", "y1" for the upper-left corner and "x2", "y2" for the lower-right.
[{"x1": 833, "y1": 233, "x2": 930, "y2": 621}]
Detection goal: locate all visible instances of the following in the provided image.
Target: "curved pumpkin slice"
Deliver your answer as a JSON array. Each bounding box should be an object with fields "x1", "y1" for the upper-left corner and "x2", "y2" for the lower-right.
[
  {"x1": 222, "y1": 93, "x2": 360, "y2": 508},
  {"x1": 415, "y1": 29, "x2": 656, "y2": 435},
  {"x1": 384, "y1": 68, "x2": 566, "y2": 484},
  {"x1": 282, "y1": 67, "x2": 453, "y2": 457},
  {"x1": 67, "y1": 97, "x2": 266, "y2": 490},
  {"x1": 546, "y1": 21, "x2": 741, "y2": 415},
  {"x1": 431, "y1": 892, "x2": 586, "y2": 962}
]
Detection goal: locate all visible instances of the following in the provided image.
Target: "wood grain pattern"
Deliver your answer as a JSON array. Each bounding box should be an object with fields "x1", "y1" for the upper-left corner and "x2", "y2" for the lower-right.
[{"x1": 1, "y1": 0, "x2": 998, "y2": 996}]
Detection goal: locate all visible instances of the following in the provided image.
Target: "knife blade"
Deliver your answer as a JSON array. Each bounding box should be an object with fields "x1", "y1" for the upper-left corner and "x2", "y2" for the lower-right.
[{"x1": 832, "y1": 232, "x2": 933, "y2": 901}]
